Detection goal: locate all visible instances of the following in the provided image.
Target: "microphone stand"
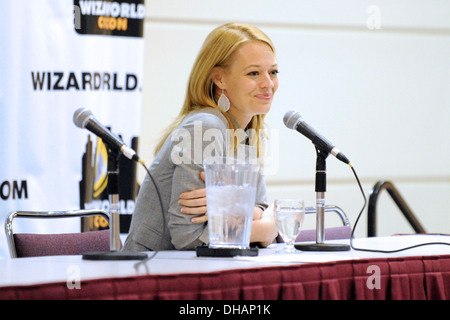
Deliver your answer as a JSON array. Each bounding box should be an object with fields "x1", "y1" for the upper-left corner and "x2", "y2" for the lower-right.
[
  {"x1": 107, "y1": 148, "x2": 123, "y2": 251},
  {"x1": 83, "y1": 147, "x2": 147, "y2": 260},
  {"x1": 295, "y1": 147, "x2": 350, "y2": 251}
]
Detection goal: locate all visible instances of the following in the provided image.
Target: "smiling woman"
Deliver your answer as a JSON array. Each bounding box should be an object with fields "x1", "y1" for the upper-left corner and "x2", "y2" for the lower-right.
[
  {"x1": 123, "y1": 23, "x2": 279, "y2": 251},
  {"x1": 211, "y1": 41, "x2": 279, "y2": 128}
]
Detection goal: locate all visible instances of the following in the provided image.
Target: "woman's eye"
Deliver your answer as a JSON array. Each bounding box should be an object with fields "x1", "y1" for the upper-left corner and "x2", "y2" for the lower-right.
[{"x1": 247, "y1": 70, "x2": 279, "y2": 77}]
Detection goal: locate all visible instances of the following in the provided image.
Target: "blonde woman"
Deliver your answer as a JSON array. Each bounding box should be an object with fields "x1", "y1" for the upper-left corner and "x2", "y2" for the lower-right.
[{"x1": 124, "y1": 23, "x2": 279, "y2": 251}]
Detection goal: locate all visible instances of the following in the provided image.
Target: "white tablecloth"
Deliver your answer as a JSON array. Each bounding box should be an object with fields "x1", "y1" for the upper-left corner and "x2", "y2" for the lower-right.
[{"x1": 1, "y1": 234, "x2": 449, "y2": 288}]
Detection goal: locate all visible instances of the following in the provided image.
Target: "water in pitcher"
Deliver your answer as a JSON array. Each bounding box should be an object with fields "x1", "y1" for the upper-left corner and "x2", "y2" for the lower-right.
[{"x1": 206, "y1": 184, "x2": 256, "y2": 248}]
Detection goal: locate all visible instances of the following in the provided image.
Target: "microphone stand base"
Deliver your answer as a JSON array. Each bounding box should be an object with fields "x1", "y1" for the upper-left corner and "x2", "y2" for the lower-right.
[
  {"x1": 82, "y1": 251, "x2": 148, "y2": 261},
  {"x1": 294, "y1": 242, "x2": 350, "y2": 252}
]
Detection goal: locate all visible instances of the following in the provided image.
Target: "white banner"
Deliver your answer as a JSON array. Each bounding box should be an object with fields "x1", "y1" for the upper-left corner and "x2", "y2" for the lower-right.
[{"x1": 0, "y1": 0, "x2": 145, "y2": 259}]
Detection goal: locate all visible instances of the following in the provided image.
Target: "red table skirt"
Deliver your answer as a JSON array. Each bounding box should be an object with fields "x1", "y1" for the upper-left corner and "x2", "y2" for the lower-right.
[{"x1": 1, "y1": 255, "x2": 449, "y2": 300}]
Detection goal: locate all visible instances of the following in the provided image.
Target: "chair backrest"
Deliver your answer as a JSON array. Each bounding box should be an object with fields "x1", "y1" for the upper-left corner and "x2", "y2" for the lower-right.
[
  {"x1": 13, "y1": 230, "x2": 111, "y2": 258},
  {"x1": 295, "y1": 225, "x2": 352, "y2": 242},
  {"x1": 5, "y1": 209, "x2": 111, "y2": 258}
]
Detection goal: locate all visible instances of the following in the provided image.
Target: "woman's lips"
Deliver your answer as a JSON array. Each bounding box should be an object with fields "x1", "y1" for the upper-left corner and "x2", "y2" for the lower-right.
[{"x1": 255, "y1": 94, "x2": 272, "y2": 101}]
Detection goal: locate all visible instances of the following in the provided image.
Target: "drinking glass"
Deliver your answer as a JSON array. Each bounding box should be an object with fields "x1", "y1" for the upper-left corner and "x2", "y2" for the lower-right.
[{"x1": 274, "y1": 199, "x2": 305, "y2": 253}]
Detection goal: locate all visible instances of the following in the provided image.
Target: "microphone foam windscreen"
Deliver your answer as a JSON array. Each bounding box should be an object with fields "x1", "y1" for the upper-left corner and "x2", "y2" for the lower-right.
[
  {"x1": 73, "y1": 108, "x2": 93, "y2": 128},
  {"x1": 283, "y1": 110, "x2": 302, "y2": 129}
]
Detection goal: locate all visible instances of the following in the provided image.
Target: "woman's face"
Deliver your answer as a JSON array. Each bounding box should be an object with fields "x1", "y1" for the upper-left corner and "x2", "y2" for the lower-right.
[{"x1": 215, "y1": 41, "x2": 279, "y2": 128}]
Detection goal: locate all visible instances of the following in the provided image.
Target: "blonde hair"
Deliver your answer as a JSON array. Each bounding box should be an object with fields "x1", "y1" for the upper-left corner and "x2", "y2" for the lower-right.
[{"x1": 154, "y1": 22, "x2": 276, "y2": 157}]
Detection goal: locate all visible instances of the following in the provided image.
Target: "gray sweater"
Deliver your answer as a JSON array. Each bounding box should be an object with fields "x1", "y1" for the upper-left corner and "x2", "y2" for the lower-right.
[{"x1": 123, "y1": 107, "x2": 268, "y2": 251}]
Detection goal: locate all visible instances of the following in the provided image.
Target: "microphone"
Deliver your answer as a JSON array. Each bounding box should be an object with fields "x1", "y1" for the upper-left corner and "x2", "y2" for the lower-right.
[
  {"x1": 283, "y1": 110, "x2": 350, "y2": 164},
  {"x1": 73, "y1": 108, "x2": 141, "y2": 162}
]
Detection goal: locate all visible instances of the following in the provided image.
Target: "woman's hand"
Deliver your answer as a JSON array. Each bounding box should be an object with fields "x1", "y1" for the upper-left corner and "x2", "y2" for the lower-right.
[
  {"x1": 250, "y1": 204, "x2": 278, "y2": 247},
  {"x1": 179, "y1": 172, "x2": 208, "y2": 223},
  {"x1": 253, "y1": 206, "x2": 263, "y2": 220}
]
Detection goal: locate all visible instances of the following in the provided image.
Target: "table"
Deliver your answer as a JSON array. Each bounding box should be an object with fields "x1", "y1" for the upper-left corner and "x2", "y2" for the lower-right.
[{"x1": 0, "y1": 235, "x2": 449, "y2": 300}]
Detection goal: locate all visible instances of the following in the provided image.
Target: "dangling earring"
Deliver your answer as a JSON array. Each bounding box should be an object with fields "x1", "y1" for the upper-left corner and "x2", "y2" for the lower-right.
[{"x1": 218, "y1": 90, "x2": 230, "y2": 112}]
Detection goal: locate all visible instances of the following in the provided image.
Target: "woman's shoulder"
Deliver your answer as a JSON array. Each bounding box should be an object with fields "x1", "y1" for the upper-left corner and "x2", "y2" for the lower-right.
[{"x1": 182, "y1": 107, "x2": 228, "y2": 129}]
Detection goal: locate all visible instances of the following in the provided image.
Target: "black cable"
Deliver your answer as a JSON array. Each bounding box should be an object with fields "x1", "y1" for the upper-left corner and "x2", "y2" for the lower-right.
[{"x1": 348, "y1": 164, "x2": 450, "y2": 253}]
